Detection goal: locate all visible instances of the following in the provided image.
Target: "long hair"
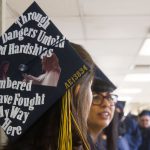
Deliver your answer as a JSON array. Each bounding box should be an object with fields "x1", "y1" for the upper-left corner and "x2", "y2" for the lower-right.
[
  {"x1": 2, "y1": 43, "x2": 94, "y2": 150},
  {"x1": 70, "y1": 43, "x2": 94, "y2": 149},
  {"x1": 104, "y1": 110, "x2": 118, "y2": 150},
  {"x1": 42, "y1": 53, "x2": 61, "y2": 73}
]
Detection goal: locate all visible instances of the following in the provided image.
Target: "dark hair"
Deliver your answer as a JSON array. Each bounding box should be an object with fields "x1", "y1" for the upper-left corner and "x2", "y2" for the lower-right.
[
  {"x1": 139, "y1": 110, "x2": 150, "y2": 117},
  {"x1": 104, "y1": 111, "x2": 118, "y2": 150}
]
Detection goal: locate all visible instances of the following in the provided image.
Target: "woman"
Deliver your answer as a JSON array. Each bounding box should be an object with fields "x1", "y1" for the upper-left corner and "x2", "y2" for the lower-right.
[
  {"x1": 2, "y1": 43, "x2": 94, "y2": 150},
  {"x1": 87, "y1": 71, "x2": 118, "y2": 150},
  {"x1": 23, "y1": 53, "x2": 61, "y2": 87}
]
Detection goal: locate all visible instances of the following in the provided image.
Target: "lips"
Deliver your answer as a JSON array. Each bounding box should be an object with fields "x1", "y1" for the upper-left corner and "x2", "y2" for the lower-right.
[{"x1": 97, "y1": 111, "x2": 111, "y2": 120}]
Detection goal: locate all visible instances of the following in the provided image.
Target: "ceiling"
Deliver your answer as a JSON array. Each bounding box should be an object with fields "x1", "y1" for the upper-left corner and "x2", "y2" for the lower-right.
[{"x1": 2, "y1": 0, "x2": 150, "y2": 114}]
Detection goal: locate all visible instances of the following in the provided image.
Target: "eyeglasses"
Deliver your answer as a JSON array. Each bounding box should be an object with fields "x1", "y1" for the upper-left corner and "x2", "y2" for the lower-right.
[{"x1": 92, "y1": 93, "x2": 118, "y2": 106}]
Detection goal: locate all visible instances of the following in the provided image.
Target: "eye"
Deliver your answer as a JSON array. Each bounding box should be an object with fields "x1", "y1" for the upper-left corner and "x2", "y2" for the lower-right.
[
  {"x1": 93, "y1": 94, "x2": 99, "y2": 100},
  {"x1": 107, "y1": 96, "x2": 113, "y2": 101},
  {"x1": 110, "y1": 94, "x2": 118, "y2": 102},
  {"x1": 92, "y1": 94, "x2": 102, "y2": 105}
]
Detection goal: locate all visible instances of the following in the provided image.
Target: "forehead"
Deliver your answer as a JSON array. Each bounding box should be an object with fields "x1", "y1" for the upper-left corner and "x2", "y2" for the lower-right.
[{"x1": 93, "y1": 91, "x2": 111, "y2": 95}]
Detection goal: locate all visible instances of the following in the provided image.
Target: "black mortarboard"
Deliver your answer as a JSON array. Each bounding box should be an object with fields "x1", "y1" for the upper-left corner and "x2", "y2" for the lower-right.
[
  {"x1": 139, "y1": 110, "x2": 150, "y2": 117},
  {"x1": 92, "y1": 65, "x2": 117, "y2": 92},
  {"x1": 0, "y1": 2, "x2": 90, "y2": 142},
  {"x1": 116, "y1": 101, "x2": 126, "y2": 111}
]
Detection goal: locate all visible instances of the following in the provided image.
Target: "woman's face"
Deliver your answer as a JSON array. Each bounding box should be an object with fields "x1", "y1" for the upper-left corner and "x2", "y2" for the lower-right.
[{"x1": 88, "y1": 92, "x2": 116, "y2": 131}]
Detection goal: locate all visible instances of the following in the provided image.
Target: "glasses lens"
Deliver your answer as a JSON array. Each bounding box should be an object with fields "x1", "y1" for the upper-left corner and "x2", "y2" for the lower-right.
[
  {"x1": 92, "y1": 94, "x2": 103, "y2": 105},
  {"x1": 107, "y1": 94, "x2": 118, "y2": 105},
  {"x1": 111, "y1": 94, "x2": 118, "y2": 102},
  {"x1": 92, "y1": 93, "x2": 118, "y2": 105}
]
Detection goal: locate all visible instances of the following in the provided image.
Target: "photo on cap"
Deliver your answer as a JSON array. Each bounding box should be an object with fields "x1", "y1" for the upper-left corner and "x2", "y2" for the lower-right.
[{"x1": 0, "y1": 1, "x2": 89, "y2": 141}]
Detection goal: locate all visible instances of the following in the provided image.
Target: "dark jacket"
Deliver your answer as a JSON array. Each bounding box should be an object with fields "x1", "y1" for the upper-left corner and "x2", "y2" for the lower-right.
[
  {"x1": 138, "y1": 127, "x2": 150, "y2": 150},
  {"x1": 123, "y1": 114, "x2": 142, "y2": 150},
  {"x1": 87, "y1": 134, "x2": 106, "y2": 150}
]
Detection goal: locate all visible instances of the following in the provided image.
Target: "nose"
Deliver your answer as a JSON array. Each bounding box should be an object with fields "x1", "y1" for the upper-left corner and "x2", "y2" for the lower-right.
[{"x1": 100, "y1": 98, "x2": 111, "y2": 107}]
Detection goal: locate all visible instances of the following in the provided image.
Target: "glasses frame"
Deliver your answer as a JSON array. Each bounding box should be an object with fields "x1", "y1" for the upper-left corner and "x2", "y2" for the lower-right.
[{"x1": 92, "y1": 93, "x2": 118, "y2": 106}]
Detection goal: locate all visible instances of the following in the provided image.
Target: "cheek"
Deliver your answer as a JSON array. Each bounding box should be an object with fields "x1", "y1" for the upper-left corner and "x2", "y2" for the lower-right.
[
  {"x1": 144, "y1": 120, "x2": 150, "y2": 127},
  {"x1": 88, "y1": 107, "x2": 97, "y2": 124}
]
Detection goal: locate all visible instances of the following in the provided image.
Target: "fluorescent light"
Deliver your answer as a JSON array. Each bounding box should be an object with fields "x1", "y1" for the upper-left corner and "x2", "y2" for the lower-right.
[
  {"x1": 139, "y1": 39, "x2": 150, "y2": 55},
  {"x1": 125, "y1": 73, "x2": 150, "y2": 82},
  {"x1": 116, "y1": 88, "x2": 142, "y2": 94},
  {"x1": 118, "y1": 96, "x2": 133, "y2": 101}
]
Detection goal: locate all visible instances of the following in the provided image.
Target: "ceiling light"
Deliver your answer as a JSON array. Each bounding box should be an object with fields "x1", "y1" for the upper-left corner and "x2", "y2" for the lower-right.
[
  {"x1": 116, "y1": 88, "x2": 142, "y2": 94},
  {"x1": 124, "y1": 73, "x2": 150, "y2": 82},
  {"x1": 139, "y1": 39, "x2": 150, "y2": 55},
  {"x1": 118, "y1": 96, "x2": 133, "y2": 101}
]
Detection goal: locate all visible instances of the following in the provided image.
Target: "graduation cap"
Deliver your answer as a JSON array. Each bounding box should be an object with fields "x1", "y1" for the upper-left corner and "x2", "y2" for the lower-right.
[
  {"x1": 0, "y1": 2, "x2": 91, "y2": 143},
  {"x1": 116, "y1": 101, "x2": 126, "y2": 111},
  {"x1": 91, "y1": 65, "x2": 117, "y2": 93},
  {"x1": 139, "y1": 110, "x2": 150, "y2": 117}
]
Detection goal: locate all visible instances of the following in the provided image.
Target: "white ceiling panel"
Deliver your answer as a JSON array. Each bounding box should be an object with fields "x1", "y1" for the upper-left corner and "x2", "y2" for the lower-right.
[
  {"x1": 79, "y1": 39, "x2": 143, "y2": 56},
  {"x1": 83, "y1": 0, "x2": 150, "y2": 15},
  {"x1": 94, "y1": 56, "x2": 133, "y2": 70},
  {"x1": 119, "y1": 81, "x2": 150, "y2": 89},
  {"x1": 135, "y1": 56, "x2": 150, "y2": 65},
  {"x1": 85, "y1": 16, "x2": 150, "y2": 39},
  {"x1": 6, "y1": 0, "x2": 79, "y2": 17}
]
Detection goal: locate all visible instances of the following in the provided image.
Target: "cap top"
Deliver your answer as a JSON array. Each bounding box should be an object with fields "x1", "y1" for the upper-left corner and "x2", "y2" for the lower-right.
[{"x1": 0, "y1": 2, "x2": 89, "y2": 141}]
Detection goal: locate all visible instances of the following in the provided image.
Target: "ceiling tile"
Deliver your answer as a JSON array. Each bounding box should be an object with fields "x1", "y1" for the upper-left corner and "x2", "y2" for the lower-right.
[
  {"x1": 83, "y1": 0, "x2": 150, "y2": 15},
  {"x1": 6, "y1": 0, "x2": 79, "y2": 17},
  {"x1": 84, "y1": 16, "x2": 150, "y2": 39}
]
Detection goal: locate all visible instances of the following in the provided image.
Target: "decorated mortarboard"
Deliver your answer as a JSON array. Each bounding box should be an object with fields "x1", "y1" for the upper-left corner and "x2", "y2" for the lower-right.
[
  {"x1": 92, "y1": 65, "x2": 117, "y2": 92},
  {"x1": 0, "y1": 2, "x2": 90, "y2": 142}
]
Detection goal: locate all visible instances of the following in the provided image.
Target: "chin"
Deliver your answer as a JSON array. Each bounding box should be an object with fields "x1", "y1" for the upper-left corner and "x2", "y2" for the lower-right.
[{"x1": 99, "y1": 121, "x2": 111, "y2": 129}]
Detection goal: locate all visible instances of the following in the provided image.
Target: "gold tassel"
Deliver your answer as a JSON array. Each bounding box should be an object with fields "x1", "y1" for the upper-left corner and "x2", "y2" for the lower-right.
[
  {"x1": 58, "y1": 89, "x2": 90, "y2": 150},
  {"x1": 58, "y1": 89, "x2": 72, "y2": 150}
]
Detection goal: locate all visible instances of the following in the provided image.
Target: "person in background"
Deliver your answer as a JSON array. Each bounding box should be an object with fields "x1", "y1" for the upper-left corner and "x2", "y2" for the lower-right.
[
  {"x1": 122, "y1": 112, "x2": 142, "y2": 150},
  {"x1": 116, "y1": 101, "x2": 130, "y2": 150},
  {"x1": 138, "y1": 110, "x2": 150, "y2": 150},
  {"x1": 87, "y1": 66, "x2": 118, "y2": 150}
]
